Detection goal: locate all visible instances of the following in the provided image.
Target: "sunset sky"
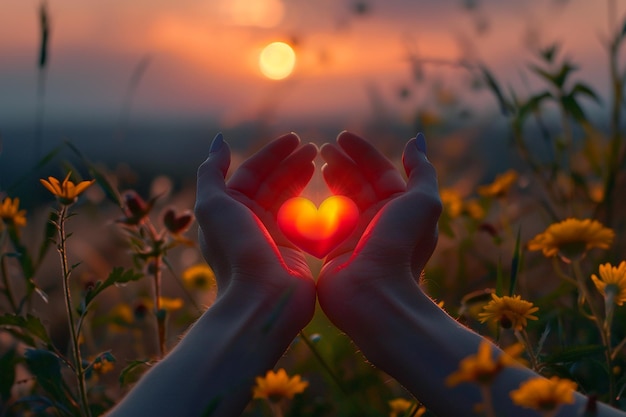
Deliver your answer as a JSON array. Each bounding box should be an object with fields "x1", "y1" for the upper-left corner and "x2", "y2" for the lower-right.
[{"x1": 1, "y1": 0, "x2": 619, "y2": 130}]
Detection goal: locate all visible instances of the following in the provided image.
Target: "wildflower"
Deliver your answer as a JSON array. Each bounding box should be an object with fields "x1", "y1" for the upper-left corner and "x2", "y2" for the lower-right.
[
  {"x1": 0, "y1": 197, "x2": 27, "y2": 229},
  {"x1": 510, "y1": 376, "x2": 576, "y2": 412},
  {"x1": 92, "y1": 356, "x2": 115, "y2": 375},
  {"x1": 118, "y1": 190, "x2": 152, "y2": 225},
  {"x1": 464, "y1": 198, "x2": 485, "y2": 220},
  {"x1": 478, "y1": 294, "x2": 539, "y2": 331},
  {"x1": 591, "y1": 261, "x2": 626, "y2": 306},
  {"x1": 163, "y1": 208, "x2": 194, "y2": 235},
  {"x1": 40, "y1": 172, "x2": 95, "y2": 205},
  {"x1": 388, "y1": 398, "x2": 426, "y2": 417},
  {"x1": 440, "y1": 188, "x2": 463, "y2": 218},
  {"x1": 143, "y1": 296, "x2": 184, "y2": 313},
  {"x1": 446, "y1": 340, "x2": 524, "y2": 387},
  {"x1": 527, "y1": 218, "x2": 614, "y2": 261},
  {"x1": 182, "y1": 264, "x2": 216, "y2": 291},
  {"x1": 477, "y1": 170, "x2": 518, "y2": 198},
  {"x1": 158, "y1": 297, "x2": 184, "y2": 311},
  {"x1": 253, "y1": 368, "x2": 308, "y2": 401},
  {"x1": 107, "y1": 304, "x2": 134, "y2": 333}
]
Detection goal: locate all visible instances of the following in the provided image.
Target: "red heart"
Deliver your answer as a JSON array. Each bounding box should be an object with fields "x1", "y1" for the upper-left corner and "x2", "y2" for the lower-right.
[{"x1": 277, "y1": 196, "x2": 359, "y2": 258}]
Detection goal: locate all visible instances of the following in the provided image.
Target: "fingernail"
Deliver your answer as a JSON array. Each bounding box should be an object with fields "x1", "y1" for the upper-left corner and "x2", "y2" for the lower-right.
[
  {"x1": 209, "y1": 132, "x2": 224, "y2": 154},
  {"x1": 415, "y1": 132, "x2": 427, "y2": 154}
]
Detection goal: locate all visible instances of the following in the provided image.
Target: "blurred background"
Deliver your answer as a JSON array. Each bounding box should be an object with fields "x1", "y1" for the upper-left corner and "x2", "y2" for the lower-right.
[
  {"x1": 2, "y1": 3, "x2": 626, "y2": 414},
  {"x1": 0, "y1": 0, "x2": 619, "y2": 201}
]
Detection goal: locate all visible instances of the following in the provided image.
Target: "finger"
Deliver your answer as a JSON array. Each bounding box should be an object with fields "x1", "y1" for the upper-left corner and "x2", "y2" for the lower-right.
[
  {"x1": 320, "y1": 143, "x2": 378, "y2": 210},
  {"x1": 195, "y1": 134, "x2": 278, "y2": 277},
  {"x1": 402, "y1": 133, "x2": 439, "y2": 196},
  {"x1": 228, "y1": 132, "x2": 301, "y2": 198},
  {"x1": 196, "y1": 133, "x2": 231, "y2": 199},
  {"x1": 256, "y1": 142, "x2": 318, "y2": 212},
  {"x1": 355, "y1": 136, "x2": 441, "y2": 270},
  {"x1": 336, "y1": 131, "x2": 405, "y2": 199}
]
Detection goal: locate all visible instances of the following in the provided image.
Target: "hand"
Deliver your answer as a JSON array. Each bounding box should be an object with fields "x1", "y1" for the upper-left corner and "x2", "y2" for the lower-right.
[
  {"x1": 108, "y1": 133, "x2": 319, "y2": 417},
  {"x1": 317, "y1": 131, "x2": 441, "y2": 330},
  {"x1": 195, "y1": 132, "x2": 317, "y2": 321}
]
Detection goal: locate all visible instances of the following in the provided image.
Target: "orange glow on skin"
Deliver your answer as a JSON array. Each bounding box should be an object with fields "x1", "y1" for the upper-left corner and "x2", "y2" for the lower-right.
[{"x1": 277, "y1": 196, "x2": 359, "y2": 258}]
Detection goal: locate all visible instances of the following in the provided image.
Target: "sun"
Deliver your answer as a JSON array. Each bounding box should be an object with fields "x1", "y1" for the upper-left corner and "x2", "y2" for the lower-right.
[{"x1": 259, "y1": 41, "x2": 296, "y2": 80}]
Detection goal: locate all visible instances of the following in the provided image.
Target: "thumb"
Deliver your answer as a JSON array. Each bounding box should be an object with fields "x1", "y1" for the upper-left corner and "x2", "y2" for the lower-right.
[
  {"x1": 355, "y1": 134, "x2": 441, "y2": 269},
  {"x1": 196, "y1": 133, "x2": 230, "y2": 198}
]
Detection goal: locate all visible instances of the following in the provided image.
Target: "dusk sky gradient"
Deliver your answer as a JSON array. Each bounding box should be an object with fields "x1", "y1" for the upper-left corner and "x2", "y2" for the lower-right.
[{"x1": 1, "y1": 0, "x2": 619, "y2": 128}]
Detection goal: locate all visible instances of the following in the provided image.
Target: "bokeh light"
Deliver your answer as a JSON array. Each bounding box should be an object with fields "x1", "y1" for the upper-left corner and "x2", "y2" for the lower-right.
[{"x1": 259, "y1": 41, "x2": 296, "y2": 80}]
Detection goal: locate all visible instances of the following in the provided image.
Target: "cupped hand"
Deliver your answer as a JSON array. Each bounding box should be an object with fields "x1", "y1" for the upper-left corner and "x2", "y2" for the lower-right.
[
  {"x1": 317, "y1": 131, "x2": 442, "y2": 328},
  {"x1": 194, "y1": 132, "x2": 317, "y2": 310}
]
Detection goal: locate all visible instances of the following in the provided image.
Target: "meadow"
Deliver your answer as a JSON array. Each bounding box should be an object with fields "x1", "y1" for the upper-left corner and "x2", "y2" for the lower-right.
[{"x1": 1, "y1": 2, "x2": 626, "y2": 417}]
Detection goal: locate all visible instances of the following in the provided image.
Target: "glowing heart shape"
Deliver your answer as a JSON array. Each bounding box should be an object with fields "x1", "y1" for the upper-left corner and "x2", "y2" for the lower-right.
[{"x1": 277, "y1": 196, "x2": 359, "y2": 258}]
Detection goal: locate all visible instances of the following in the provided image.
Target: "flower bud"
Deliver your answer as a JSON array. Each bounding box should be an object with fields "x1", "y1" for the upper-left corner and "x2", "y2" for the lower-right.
[{"x1": 163, "y1": 208, "x2": 194, "y2": 234}]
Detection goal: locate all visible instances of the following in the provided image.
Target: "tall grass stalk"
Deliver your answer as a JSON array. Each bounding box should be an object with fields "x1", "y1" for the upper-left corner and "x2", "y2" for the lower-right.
[
  {"x1": 54, "y1": 205, "x2": 91, "y2": 417},
  {"x1": 34, "y1": 1, "x2": 50, "y2": 162}
]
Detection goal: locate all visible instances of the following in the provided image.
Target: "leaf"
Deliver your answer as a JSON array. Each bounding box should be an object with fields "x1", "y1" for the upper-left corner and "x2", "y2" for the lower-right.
[
  {"x1": 82, "y1": 267, "x2": 143, "y2": 311},
  {"x1": 7, "y1": 227, "x2": 35, "y2": 279},
  {"x1": 531, "y1": 62, "x2": 578, "y2": 89},
  {"x1": 543, "y1": 345, "x2": 605, "y2": 365},
  {"x1": 65, "y1": 140, "x2": 123, "y2": 207},
  {"x1": 561, "y1": 94, "x2": 587, "y2": 122},
  {"x1": 509, "y1": 227, "x2": 522, "y2": 296},
  {"x1": 539, "y1": 43, "x2": 559, "y2": 63},
  {"x1": 118, "y1": 359, "x2": 152, "y2": 387},
  {"x1": 520, "y1": 91, "x2": 553, "y2": 117},
  {"x1": 480, "y1": 66, "x2": 512, "y2": 115},
  {"x1": 0, "y1": 348, "x2": 17, "y2": 403},
  {"x1": 0, "y1": 314, "x2": 52, "y2": 346},
  {"x1": 23, "y1": 349, "x2": 75, "y2": 412},
  {"x1": 571, "y1": 82, "x2": 601, "y2": 103}
]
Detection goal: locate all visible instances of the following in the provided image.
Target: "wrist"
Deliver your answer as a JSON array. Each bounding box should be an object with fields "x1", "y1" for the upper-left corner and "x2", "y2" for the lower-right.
[{"x1": 218, "y1": 270, "x2": 316, "y2": 336}]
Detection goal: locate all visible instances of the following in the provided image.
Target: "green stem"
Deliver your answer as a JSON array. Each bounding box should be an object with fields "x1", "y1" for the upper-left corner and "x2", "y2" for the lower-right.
[
  {"x1": 611, "y1": 336, "x2": 626, "y2": 361},
  {"x1": 1, "y1": 256, "x2": 18, "y2": 313},
  {"x1": 153, "y1": 255, "x2": 166, "y2": 359},
  {"x1": 298, "y1": 330, "x2": 346, "y2": 393},
  {"x1": 515, "y1": 329, "x2": 540, "y2": 372},
  {"x1": 298, "y1": 330, "x2": 364, "y2": 414},
  {"x1": 571, "y1": 260, "x2": 615, "y2": 404},
  {"x1": 0, "y1": 230, "x2": 18, "y2": 313},
  {"x1": 57, "y1": 206, "x2": 91, "y2": 417}
]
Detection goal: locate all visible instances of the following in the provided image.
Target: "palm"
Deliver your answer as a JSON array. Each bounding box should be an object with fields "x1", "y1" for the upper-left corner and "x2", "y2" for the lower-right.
[
  {"x1": 195, "y1": 133, "x2": 317, "y2": 292},
  {"x1": 317, "y1": 132, "x2": 441, "y2": 314}
]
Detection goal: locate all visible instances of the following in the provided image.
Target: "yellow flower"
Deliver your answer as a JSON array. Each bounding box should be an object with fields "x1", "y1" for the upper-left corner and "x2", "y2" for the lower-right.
[
  {"x1": 510, "y1": 376, "x2": 576, "y2": 412},
  {"x1": 527, "y1": 218, "x2": 614, "y2": 261},
  {"x1": 446, "y1": 340, "x2": 524, "y2": 387},
  {"x1": 591, "y1": 261, "x2": 626, "y2": 306},
  {"x1": 388, "y1": 398, "x2": 426, "y2": 417},
  {"x1": 182, "y1": 264, "x2": 216, "y2": 291},
  {"x1": 0, "y1": 197, "x2": 27, "y2": 229},
  {"x1": 107, "y1": 304, "x2": 134, "y2": 333},
  {"x1": 477, "y1": 170, "x2": 518, "y2": 197},
  {"x1": 440, "y1": 188, "x2": 463, "y2": 218},
  {"x1": 159, "y1": 297, "x2": 184, "y2": 311},
  {"x1": 478, "y1": 294, "x2": 539, "y2": 331},
  {"x1": 463, "y1": 198, "x2": 485, "y2": 220},
  {"x1": 40, "y1": 172, "x2": 95, "y2": 205},
  {"x1": 92, "y1": 357, "x2": 115, "y2": 375},
  {"x1": 253, "y1": 368, "x2": 308, "y2": 401}
]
